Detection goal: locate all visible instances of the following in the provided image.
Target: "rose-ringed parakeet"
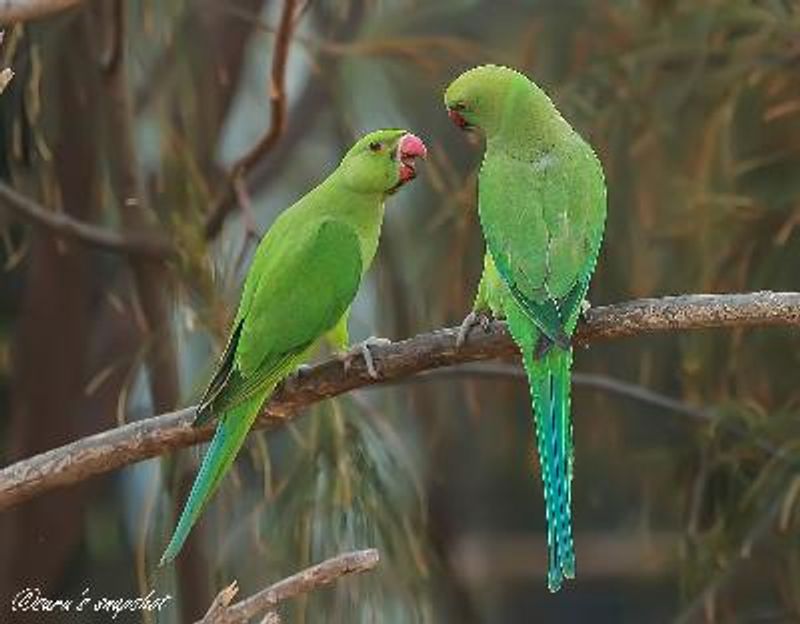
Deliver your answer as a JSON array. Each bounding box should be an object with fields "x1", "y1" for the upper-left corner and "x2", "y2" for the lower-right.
[
  {"x1": 444, "y1": 65, "x2": 606, "y2": 592},
  {"x1": 160, "y1": 129, "x2": 427, "y2": 565}
]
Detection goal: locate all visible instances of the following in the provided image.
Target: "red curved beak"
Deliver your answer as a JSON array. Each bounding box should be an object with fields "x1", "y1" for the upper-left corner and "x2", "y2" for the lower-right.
[
  {"x1": 397, "y1": 133, "x2": 427, "y2": 184},
  {"x1": 398, "y1": 133, "x2": 427, "y2": 160}
]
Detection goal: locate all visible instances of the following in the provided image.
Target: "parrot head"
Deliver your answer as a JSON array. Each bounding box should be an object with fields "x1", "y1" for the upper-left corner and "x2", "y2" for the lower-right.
[
  {"x1": 444, "y1": 64, "x2": 530, "y2": 137},
  {"x1": 339, "y1": 129, "x2": 427, "y2": 195}
]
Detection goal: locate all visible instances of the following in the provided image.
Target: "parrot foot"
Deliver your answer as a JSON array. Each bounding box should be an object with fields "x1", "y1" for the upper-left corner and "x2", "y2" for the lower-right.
[
  {"x1": 580, "y1": 298, "x2": 592, "y2": 318},
  {"x1": 342, "y1": 336, "x2": 391, "y2": 379},
  {"x1": 456, "y1": 310, "x2": 493, "y2": 348}
]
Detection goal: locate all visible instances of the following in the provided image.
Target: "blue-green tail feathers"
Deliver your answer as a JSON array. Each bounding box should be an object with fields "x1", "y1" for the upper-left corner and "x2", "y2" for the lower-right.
[
  {"x1": 523, "y1": 344, "x2": 575, "y2": 592},
  {"x1": 159, "y1": 391, "x2": 268, "y2": 566}
]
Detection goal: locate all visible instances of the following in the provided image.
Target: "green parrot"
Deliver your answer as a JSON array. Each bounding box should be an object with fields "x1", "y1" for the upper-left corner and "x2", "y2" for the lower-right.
[
  {"x1": 159, "y1": 129, "x2": 427, "y2": 565},
  {"x1": 444, "y1": 65, "x2": 606, "y2": 592}
]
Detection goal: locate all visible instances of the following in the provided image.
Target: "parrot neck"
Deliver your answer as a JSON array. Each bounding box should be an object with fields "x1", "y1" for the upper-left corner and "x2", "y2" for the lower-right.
[
  {"x1": 487, "y1": 79, "x2": 572, "y2": 159},
  {"x1": 320, "y1": 176, "x2": 386, "y2": 271}
]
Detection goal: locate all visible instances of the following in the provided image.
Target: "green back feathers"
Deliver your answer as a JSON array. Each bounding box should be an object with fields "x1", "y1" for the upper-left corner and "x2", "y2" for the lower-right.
[
  {"x1": 445, "y1": 65, "x2": 608, "y2": 592},
  {"x1": 448, "y1": 65, "x2": 606, "y2": 328}
]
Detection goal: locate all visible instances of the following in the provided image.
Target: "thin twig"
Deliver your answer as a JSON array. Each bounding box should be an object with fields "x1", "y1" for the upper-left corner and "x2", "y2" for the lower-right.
[
  {"x1": 201, "y1": 582, "x2": 240, "y2": 623},
  {"x1": 426, "y1": 363, "x2": 792, "y2": 468},
  {"x1": 411, "y1": 363, "x2": 710, "y2": 421},
  {"x1": 202, "y1": 0, "x2": 367, "y2": 211},
  {"x1": 204, "y1": 0, "x2": 300, "y2": 239},
  {"x1": 197, "y1": 550, "x2": 380, "y2": 624},
  {"x1": 0, "y1": 181, "x2": 174, "y2": 258},
  {"x1": 0, "y1": 291, "x2": 798, "y2": 511}
]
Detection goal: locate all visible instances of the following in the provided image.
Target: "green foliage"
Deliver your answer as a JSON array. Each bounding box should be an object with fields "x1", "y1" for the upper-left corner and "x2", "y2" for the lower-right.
[{"x1": 264, "y1": 399, "x2": 431, "y2": 622}]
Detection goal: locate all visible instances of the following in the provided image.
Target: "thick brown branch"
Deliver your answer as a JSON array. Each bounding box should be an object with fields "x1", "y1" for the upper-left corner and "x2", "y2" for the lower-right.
[
  {"x1": 0, "y1": 291, "x2": 798, "y2": 511},
  {"x1": 204, "y1": 0, "x2": 300, "y2": 239},
  {"x1": 197, "y1": 549, "x2": 380, "y2": 624},
  {"x1": 0, "y1": 181, "x2": 174, "y2": 258},
  {"x1": 0, "y1": 0, "x2": 80, "y2": 22}
]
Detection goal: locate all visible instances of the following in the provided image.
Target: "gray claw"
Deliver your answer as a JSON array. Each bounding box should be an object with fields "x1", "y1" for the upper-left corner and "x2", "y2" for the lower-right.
[
  {"x1": 456, "y1": 312, "x2": 478, "y2": 348},
  {"x1": 456, "y1": 311, "x2": 491, "y2": 348},
  {"x1": 361, "y1": 345, "x2": 380, "y2": 379},
  {"x1": 343, "y1": 336, "x2": 391, "y2": 379}
]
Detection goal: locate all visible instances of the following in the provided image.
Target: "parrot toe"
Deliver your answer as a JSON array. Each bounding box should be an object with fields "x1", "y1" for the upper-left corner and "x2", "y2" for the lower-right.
[
  {"x1": 456, "y1": 310, "x2": 493, "y2": 347},
  {"x1": 342, "y1": 336, "x2": 391, "y2": 379}
]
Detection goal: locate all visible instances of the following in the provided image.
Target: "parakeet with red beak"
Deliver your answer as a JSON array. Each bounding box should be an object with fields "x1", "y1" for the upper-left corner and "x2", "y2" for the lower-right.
[
  {"x1": 160, "y1": 129, "x2": 427, "y2": 565},
  {"x1": 445, "y1": 65, "x2": 606, "y2": 592}
]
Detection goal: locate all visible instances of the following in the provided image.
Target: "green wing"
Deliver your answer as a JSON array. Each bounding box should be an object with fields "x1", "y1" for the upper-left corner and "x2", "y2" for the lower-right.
[
  {"x1": 196, "y1": 218, "x2": 363, "y2": 423},
  {"x1": 478, "y1": 143, "x2": 605, "y2": 341}
]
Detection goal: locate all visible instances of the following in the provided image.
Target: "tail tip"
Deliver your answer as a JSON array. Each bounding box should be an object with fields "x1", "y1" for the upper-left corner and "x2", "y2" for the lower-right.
[
  {"x1": 563, "y1": 555, "x2": 576, "y2": 580},
  {"x1": 547, "y1": 571, "x2": 563, "y2": 593},
  {"x1": 158, "y1": 543, "x2": 178, "y2": 568},
  {"x1": 546, "y1": 556, "x2": 576, "y2": 593}
]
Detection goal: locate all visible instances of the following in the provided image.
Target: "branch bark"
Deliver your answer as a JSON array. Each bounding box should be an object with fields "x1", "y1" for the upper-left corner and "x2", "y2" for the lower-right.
[
  {"x1": 0, "y1": 0, "x2": 81, "y2": 23},
  {"x1": 197, "y1": 549, "x2": 380, "y2": 624},
  {"x1": 0, "y1": 291, "x2": 798, "y2": 511},
  {"x1": 0, "y1": 181, "x2": 175, "y2": 257}
]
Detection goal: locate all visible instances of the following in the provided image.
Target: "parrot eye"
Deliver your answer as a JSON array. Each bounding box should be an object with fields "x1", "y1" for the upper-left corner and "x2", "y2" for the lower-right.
[
  {"x1": 451, "y1": 102, "x2": 467, "y2": 111},
  {"x1": 368, "y1": 141, "x2": 382, "y2": 152}
]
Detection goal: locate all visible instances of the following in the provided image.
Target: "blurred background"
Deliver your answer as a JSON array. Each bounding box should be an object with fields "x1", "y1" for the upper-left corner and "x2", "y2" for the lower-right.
[{"x1": 1, "y1": 0, "x2": 800, "y2": 622}]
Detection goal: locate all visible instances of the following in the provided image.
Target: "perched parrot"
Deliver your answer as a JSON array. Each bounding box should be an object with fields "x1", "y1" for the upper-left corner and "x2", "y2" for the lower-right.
[
  {"x1": 444, "y1": 65, "x2": 606, "y2": 592},
  {"x1": 160, "y1": 129, "x2": 427, "y2": 565}
]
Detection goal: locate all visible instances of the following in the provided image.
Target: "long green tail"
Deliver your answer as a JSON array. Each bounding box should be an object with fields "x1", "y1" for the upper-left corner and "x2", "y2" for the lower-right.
[
  {"x1": 159, "y1": 389, "x2": 270, "y2": 566},
  {"x1": 523, "y1": 344, "x2": 575, "y2": 592}
]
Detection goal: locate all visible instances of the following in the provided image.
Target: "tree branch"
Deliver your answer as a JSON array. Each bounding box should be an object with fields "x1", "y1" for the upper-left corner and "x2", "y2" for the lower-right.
[
  {"x1": 197, "y1": 549, "x2": 380, "y2": 624},
  {"x1": 0, "y1": 0, "x2": 81, "y2": 23},
  {"x1": 0, "y1": 181, "x2": 174, "y2": 258},
  {"x1": 0, "y1": 291, "x2": 798, "y2": 511},
  {"x1": 203, "y1": 0, "x2": 301, "y2": 239}
]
